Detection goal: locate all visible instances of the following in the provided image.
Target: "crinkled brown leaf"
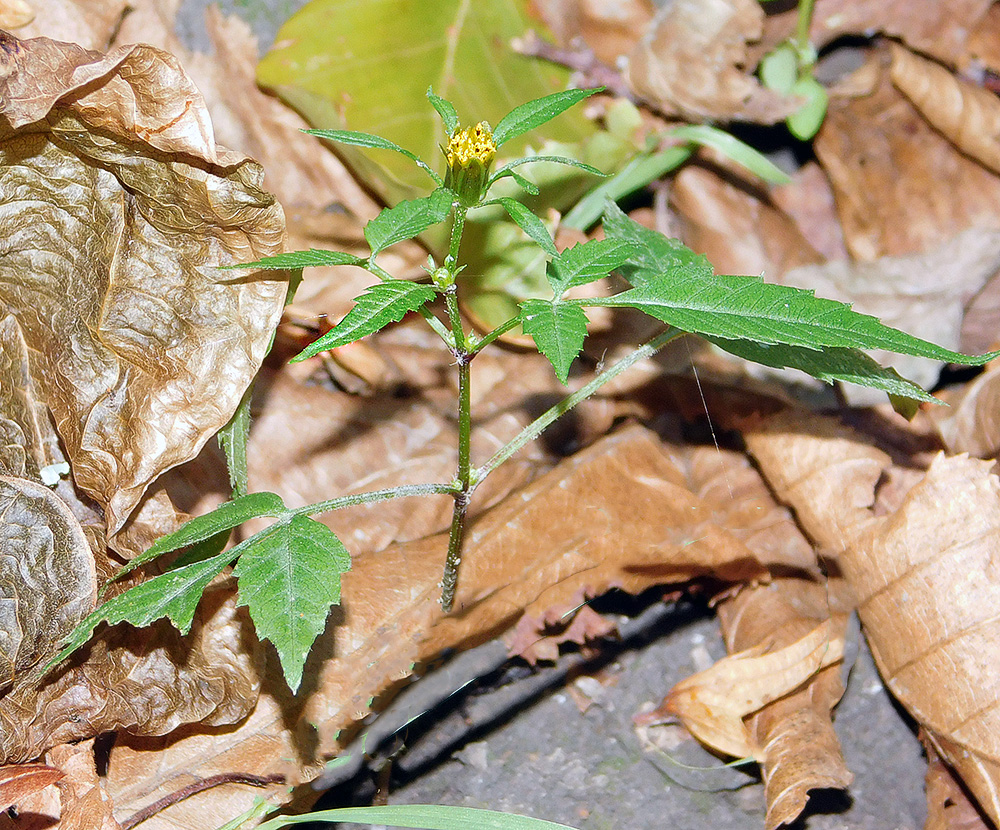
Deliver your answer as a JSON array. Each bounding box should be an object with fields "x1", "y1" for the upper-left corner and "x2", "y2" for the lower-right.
[
  {"x1": 717, "y1": 580, "x2": 853, "y2": 830},
  {"x1": 642, "y1": 617, "x2": 844, "y2": 760},
  {"x1": 625, "y1": 0, "x2": 794, "y2": 123},
  {"x1": 104, "y1": 425, "x2": 778, "y2": 824},
  {"x1": 745, "y1": 412, "x2": 1000, "y2": 825},
  {"x1": 931, "y1": 359, "x2": 1000, "y2": 460},
  {"x1": 845, "y1": 454, "x2": 1000, "y2": 826},
  {"x1": 817, "y1": 47, "x2": 1000, "y2": 261},
  {"x1": 891, "y1": 43, "x2": 1000, "y2": 175},
  {"x1": 0, "y1": 31, "x2": 286, "y2": 534},
  {"x1": 672, "y1": 164, "x2": 823, "y2": 279},
  {"x1": 0, "y1": 585, "x2": 261, "y2": 765},
  {"x1": 0, "y1": 763, "x2": 61, "y2": 812}
]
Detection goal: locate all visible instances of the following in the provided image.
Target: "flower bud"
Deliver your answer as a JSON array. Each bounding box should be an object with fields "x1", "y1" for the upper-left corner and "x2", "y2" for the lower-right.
[{"x1": 444, "y1": 122, "x2": 495, "y2": 206}]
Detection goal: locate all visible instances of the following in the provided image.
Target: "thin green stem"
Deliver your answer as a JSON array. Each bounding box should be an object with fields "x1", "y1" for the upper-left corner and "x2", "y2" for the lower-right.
[
  {"x1": 470, "y1": 316, "x2": 522, "y2": 354},
  {"x1": 794, "y1": 0, "x2": 816, "y2": 59},
  {"x1": 472, "y1": 327, "x2": 684, "y2": 485},
  {"x1": 292, "y1": 483, "x2": 456, "y2": 518}
]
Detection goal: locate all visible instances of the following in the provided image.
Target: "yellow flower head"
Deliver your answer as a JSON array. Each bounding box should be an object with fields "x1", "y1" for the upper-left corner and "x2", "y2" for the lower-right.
[{"x1": 445, "y1": 122, "x2": 495, "y2": 206}]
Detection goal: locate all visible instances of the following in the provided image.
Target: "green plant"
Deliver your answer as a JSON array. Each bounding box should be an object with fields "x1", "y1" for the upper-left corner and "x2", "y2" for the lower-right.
[
  {"x1": 49, "y1": 86, "x2": 996, "y2": 694},
  {"x1": 759, "y1": 0, "x2": 828, "y2": 140}
]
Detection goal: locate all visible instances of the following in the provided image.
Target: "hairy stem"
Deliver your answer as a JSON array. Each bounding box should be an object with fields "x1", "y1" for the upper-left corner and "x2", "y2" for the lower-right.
[
  {"x1": 296, "y1": 483, "x2": 456, "y2": 518},
  {"x1": 473, "y1": 327, "x2": 684, "y2": 484}
]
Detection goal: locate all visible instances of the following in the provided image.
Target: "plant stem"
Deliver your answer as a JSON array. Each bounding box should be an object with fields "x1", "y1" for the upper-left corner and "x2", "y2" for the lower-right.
[
  {"x1": 471, "y1": 316, "x2": 522, "y2": 354},
  {"x1": 473, "y1": 327, "x2": 684, "y2": 484},
  {"x1": 294, "y1": 483, "x2": 456, "y2": 518},
  {"x1": 794, "y1": 0, "x2": 816, "y2": 58}
]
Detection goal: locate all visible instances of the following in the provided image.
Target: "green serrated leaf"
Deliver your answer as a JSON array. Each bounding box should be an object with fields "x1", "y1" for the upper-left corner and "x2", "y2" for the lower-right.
[
  {"x1": 493, "y1": 197, "x2": 558, "y2": 257},
  {"x1": 116, "y1": 492, "x2": 288, "y2": 582},
  {"x1": 601, "y1": 199, "x2": 714, "y2": 285},
  {"x1": 706, "y1": 336, "x2": 940, "y2": 402},
  {"x1": 49, "y1": 545, "x2": 238, "y2": 670},
  {"x1": 292, "y1": 281, "x2": 437, "y2": 362},
  {"x1": 234, "y1": 515, "x2": 351, "y2": 692},
  {"x1": 427, "y1": 87, "x2": 459, "y2": 135},
  {"x1": 365, "y1": 188, "x2": 455, "y2": 257},
  {"x1": 520, "y1": 299, "x2": 588, "y2": 383},
  {"x1": 305, "y1": 129, "x2": 443, "y2": 185},
  {"x1": 256, "y1": 804, "x2": 581, "y2": 830},
  {"x1": 667, "y1": 124, "x2": 790, "y2": 185},
  {"x1": 492, "y1": 88, "x2": 602, "y2": 148},
  {"x1": 230, "y1": 249, "x2": 364, "y2": 271},
  {"x1": 548, "y1": 237, "x2": 641, "y2": 296}
]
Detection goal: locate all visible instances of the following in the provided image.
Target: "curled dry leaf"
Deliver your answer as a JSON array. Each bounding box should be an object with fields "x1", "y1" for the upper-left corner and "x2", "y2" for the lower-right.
[
  {"x1": 817, "y1": 47, "x2": 1000, "y2": 261},
  {"x1": 934, "y1": 361, "x2": 1000, "y2": 460},
  {"x1": 890, "y1": 43, "x2": 1000, "y2": 175},
  {"x1": 717, "y1": 580, "x2": 853, "y2": 830},
  {"x1": 104, "y1": 425, "x2": 779, "y2": 825},
  {"x1": 642, "y1": 617, "x2": 844, "y2": 760},
  {"x1": 923, "y1": 732, "x2": 994, "y2": 830},
  {"x1": 0, "y1": 30, "x2": 287, "y2": 534},
  {"x1": 0, "y1": 586, "x2": 262, "y2": 766},
  {"x1": 744, "y1": 412, "x2": 1000, "y2": 825},
  {"x1": 625, "y1": 0, "x2": 794, "y2": 123},
  {"x1": 845, "y1": 454, "x2": 1000, "y2": 826},
  {"x1": 0, "y1": 314, "x2": 96, "y2": 694},
  {"x1": 0, "y1": 762, "x2": 62, "y2": 812}
]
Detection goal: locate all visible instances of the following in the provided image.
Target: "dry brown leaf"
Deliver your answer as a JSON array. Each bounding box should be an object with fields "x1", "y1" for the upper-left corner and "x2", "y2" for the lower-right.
[
  {"x1": 642, "y1": 617, "x2": 844, "y2": 760},
  {"x1": 770, "y1": 161, "x2": 849, "y2": 263},
  {"x1": 672, "y1": 163, "x2": 823, "y2": 279},
  {"x1": 744, "y1": 412, "x2": 1000, "y2": 825},
  {"x1": 817, "y1": 47, "x2": 1000, "y2": 261},
  {"x1": 533, "y1": 0, "x2": 656, "y2": 66},
  {"x1": 777, "y1": 229, "x2": 1000, "y2": 401},
  {"x1": 104, "y1": 425, "x2": 779, "y2": 826},
  {"x1": 891, "y1": 43, "x2": 1000, "y2": 175},
  {"x1": 0, "y1": 30, "x2": 287, "y2": 534},
  {"x1": 923, "y1": 732, "x2": 994, "y2": 830},
  {"x1": 0, "y1": 585, "x2": 262, "y2": 766},
  {"x1": 717, "y1": 580, "x2": 853, "y2": 830},
  {"x1": 845, "y1": 454, "x2": 1000, "y2": 826},
  {"x1": 625, "y1": 0, "x2": 794, "y2": 123},
  {"x1": 0, "y1": 0, "x2": 32, "y2": 29},
  {"x1": 931, "y1": 359, "x2": 1000, "y2": 460},
  {"x1": 14, "y1": 0, "x2": 125, "y2": 49},
  {"x1": 0, "y1": 763, "x2": 61, "y2": 812}
]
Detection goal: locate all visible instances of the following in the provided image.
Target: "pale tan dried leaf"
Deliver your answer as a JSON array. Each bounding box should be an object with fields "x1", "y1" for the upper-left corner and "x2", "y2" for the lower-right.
[
  {"x1": 778, "y1": 228, "x2": 1000, "y2": 402},
  {"x1": 817, "y1": 47, "x2": 1000, "y2": 260},
  {"x1": 625, "y1": 0, "x2": 795, "y2": 123},
  {"x1": 105, "y1": 425, "x2": 776, "y2": 825},
  {"x1": 755, "y1": 0, "x2": 992, "y2": 68},
  {"x1": 15, "y1": 0, "x2": 126, "y2": 49},
  {"x1": 891, "y1": 43, "x2": 1000, "y2": 175},
  {"x1": 770, "y1": 161, "x2": 849, "y2": 263},
  {"x1": 967, "y1": 3, "x2": 1000, "y2": 74},
  {"x1": 717, "y1": 580, "x2": 853, "y2": 830},
  {"x1": 47, "y1": 741, "x2": 119, "y2": 830},
  {"x1": 531, "y1": 0, "x2": 656, "y2": 66},
  {"x1": 844, "y1": 454, "x2": 1000, "y2": 826},
  {"x1": 931, "y1": 359, "x2": 1000, "y2": 460},
  {"x1": 672, "y1": 164, "x2": 823, "y2": 280},
  {"x1": 506, "y1": 597, "x2": 619, "y2": 664},
  {"x1": 0, "y1": 763, "x2": 61, "y2": 812},
  {"x1": 644, "y1": 618, "x2": 844, "y2": 760},
  {"x1": 0, "y1": 31, "x2": 287, "y2": 533},
  {"x1": 742, "y1": 411, "x2": 892, "y2": 551},
  {"x1": 0, "y1": 0, "x2": 32, "y2": 28},
  {"x1": 0, "y1": 586, "x2": 261, "y2": 765}
]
